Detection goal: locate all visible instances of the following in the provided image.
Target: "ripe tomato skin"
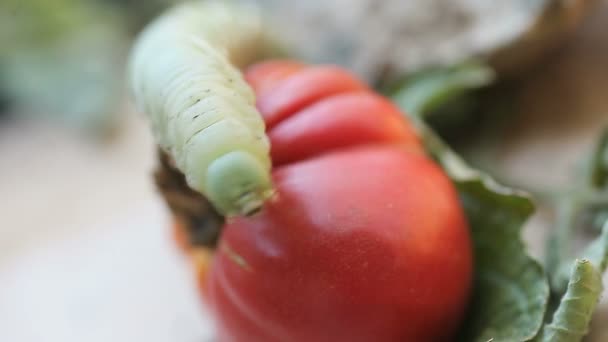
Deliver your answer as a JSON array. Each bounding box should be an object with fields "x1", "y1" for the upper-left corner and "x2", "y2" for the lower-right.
[
  {"x1": 180, "y1": 60, "x2": 473, "y2": 341},
  {"x1": 207, "y1": 146, "x2": 473, "y2": 342},
  {"x1": 254, "y1": 66, "x2": 369, "y2": 128},
  {"x1": 268, "y1": 91, "x2": 421, "y2": 166},
  {"x1": 244, "y1": 60, "x2": 306, "y2": 96}
]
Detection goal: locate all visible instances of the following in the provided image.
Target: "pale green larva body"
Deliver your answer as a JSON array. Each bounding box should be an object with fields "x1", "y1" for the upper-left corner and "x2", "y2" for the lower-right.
[{"x1": 129, "y1": 1, "x2": 276, "y2": 216}]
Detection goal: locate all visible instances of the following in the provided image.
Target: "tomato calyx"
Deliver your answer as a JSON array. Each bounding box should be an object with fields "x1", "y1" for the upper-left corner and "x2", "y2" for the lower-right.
[{"x1": 155, "y1": 149, "x2": 223, "y2": 249}]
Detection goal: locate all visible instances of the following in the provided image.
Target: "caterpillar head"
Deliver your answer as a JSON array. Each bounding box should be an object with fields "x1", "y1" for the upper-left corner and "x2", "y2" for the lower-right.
[{"x1": 206, "y1": 151, "x2": 275, "y2": 217}]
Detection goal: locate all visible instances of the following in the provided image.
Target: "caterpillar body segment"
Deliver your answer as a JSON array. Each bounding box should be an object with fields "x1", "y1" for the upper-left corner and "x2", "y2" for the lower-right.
[{"x1": 129, "y1": 1, "x2": 276, "y2": 216}]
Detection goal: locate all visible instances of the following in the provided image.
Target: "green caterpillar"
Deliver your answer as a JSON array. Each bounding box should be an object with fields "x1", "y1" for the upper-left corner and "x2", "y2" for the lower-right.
[
  {"x1": 540, "y1": 259, "x2": 603, "y2": 342},
  {"x1": 129, "y1": 1, "x2": 276, "y2": 216}
]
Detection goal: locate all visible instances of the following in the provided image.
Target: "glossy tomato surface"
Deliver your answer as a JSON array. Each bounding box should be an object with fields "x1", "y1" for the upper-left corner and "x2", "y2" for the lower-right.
[{"x1": 200, "y1": 61, "x2": 473, "y2": 342}]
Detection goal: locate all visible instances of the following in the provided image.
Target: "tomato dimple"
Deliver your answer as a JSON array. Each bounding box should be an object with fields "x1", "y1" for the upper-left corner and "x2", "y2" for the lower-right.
[
  {"x1": 254, "y1": 65, "x2": 369, "y2": 129},
  {"x1": 267, "y1": 91, "x2": 422, "y2": 165}
]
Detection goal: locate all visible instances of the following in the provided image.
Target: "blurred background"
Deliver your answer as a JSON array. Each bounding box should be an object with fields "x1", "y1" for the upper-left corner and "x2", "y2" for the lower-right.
[{"x1": 1, "y1": 0, "x2": 607, "y2": 341}]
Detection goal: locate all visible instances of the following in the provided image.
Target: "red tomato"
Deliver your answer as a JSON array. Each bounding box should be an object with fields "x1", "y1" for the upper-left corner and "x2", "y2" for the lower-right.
[
  {"x1": 268, "y1": 91, "x2": 422, "y2": 165},
  {"x1": 199, "y1": 61, "x2": 472, "y2": 342},
  {"x1": 244, "y1": 60, "x2": 307, "y2": 96},
  {"x1": 255, "y1": 65, "x2": 369, "y2": 128}
]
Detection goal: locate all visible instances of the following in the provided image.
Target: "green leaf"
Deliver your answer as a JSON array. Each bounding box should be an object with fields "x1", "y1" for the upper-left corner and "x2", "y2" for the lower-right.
[
  {"x1": 389, "y1": 61, "x2": 494, "y2": 118},
  {"x1": 580, "y1": 220, "x2": 608, "y2": 273},
  {"x1": 536, "y1": 259, "x2": 603, "y2": 342},
  {"x1": 546, "y1": 198, "x2": 581, "y2": 294},
  {"x1": 553, "y1": 219, "x2": 608, "y2": 294},
  {"x1": 388, "y1": 56, "x2": 607, "y2": 342},
  {"x1": 418, "y1": 124, "x2": 549, "y2": 342},
  {"x1": 588, "y1": 127, "x2": 608, "y2": 189},
  {"x1": 0, "y1": 1, "x2": 128, "y2": 135},
  {"x1": 544, "y1": 126, "x2": 608, "y2": 294}
]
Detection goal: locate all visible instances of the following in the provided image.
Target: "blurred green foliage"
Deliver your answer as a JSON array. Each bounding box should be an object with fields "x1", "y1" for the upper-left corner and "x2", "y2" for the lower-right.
[{"x1": 0, "y1": 0, "x2": 184, "y2": 136}]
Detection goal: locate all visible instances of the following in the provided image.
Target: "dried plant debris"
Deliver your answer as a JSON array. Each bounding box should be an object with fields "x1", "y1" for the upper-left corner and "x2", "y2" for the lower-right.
[
  {"x1": 154, "y1": 150, "x2": 223, "y2": 247},
  {"x1": 256, "y1": 0, "x2": 595, "y2": 83}
]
